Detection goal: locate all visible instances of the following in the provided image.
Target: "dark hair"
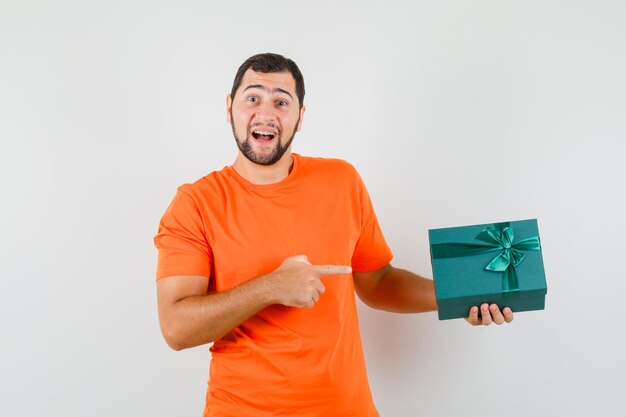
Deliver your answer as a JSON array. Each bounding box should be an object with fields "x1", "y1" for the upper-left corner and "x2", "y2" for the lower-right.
[{"x1": 230, "y1": 53, "x2": 305, "y2": 109}]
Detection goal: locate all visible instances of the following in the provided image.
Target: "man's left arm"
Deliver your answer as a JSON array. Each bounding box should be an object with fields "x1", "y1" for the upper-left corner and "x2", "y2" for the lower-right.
[{"x1": 352, "y1": 264, "x2": 514, "y2": 325}]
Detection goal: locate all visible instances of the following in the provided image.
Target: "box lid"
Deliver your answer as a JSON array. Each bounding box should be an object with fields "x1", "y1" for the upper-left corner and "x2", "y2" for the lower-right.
[{"x1": 429, "y1": 219, "x2": 547, "y2": 303}]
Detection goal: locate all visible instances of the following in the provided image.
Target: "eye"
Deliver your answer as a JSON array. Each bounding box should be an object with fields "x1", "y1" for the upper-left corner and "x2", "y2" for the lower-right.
[
  {"x1": 277, "y1": 100, "x2": 288, "y2": 107},
  {"x1": 247, "y1": 96, "x2": 258, "y2": 103}
]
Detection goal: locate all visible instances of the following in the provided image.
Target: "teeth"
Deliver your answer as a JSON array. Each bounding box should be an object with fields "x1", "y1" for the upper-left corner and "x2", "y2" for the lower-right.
[{"x1": 253, "y1": 130, "x2": 275, "y2": 136}]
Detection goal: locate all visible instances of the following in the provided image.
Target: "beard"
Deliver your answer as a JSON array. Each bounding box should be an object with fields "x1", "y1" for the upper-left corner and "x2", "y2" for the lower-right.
[{"x1": 231, "y1": 118, "x2": 299, "y2": 166}]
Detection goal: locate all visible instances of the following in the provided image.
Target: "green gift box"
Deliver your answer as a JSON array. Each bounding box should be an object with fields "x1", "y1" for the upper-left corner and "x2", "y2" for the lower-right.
[{"x1": 429, "y1": 219, "x2": 547, "y2": 320}]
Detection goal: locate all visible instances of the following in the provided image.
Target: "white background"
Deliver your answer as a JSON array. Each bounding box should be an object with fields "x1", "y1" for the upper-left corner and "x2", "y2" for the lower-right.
[{"x1": 1, "y1": 1, "x2": 625, "y2": 416}]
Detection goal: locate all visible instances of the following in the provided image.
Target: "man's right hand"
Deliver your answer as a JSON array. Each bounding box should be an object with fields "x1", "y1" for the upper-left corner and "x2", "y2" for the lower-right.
[
  {"x1": 264, "y1": 255, "x2": 352, "y2": 309},
  {"x1": 156, "y1": 255, "x2": 351, "y2": 350}
]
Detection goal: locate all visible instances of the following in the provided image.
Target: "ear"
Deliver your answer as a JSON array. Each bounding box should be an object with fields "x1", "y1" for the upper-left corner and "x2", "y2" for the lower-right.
[
  {"x1": 226, "y1": 94, "x2": 233, "y2": 124},
  {"x1": 296, "y1": 105, "x2": 306, "y2": 132}
]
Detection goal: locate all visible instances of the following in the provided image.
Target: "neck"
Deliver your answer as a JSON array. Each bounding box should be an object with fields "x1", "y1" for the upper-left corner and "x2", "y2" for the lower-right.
[{"x1": 232, "y1": 149, "x2": 294, "y2": 185}]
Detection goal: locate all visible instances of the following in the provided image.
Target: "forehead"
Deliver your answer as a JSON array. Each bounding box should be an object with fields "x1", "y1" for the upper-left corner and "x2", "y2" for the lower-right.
[{"x1": 238, "y1": 69, "x2": 297, "y2": 98}]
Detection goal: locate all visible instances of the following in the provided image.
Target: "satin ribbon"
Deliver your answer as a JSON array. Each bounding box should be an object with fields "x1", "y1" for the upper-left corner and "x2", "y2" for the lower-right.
[{"x1": 431, "y1": 222, "x2": 541, "y2": 292}]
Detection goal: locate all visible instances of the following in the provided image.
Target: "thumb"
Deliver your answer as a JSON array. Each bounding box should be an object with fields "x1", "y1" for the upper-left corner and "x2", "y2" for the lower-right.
[
  {"x1": 312, "y1": 264, "x2": 352, "y2": 276},
  {"x1": 286, "y1": 254, "x2": 312, "y2": 265}
]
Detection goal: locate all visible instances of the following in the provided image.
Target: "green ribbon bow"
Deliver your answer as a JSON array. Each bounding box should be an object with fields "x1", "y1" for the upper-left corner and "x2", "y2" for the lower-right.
[{"x1": 431, "y1": 222, "x2": 541, "y2": 293}]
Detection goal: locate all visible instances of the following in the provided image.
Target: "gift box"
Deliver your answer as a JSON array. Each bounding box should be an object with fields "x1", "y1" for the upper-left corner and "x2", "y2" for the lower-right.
[{"x1": 429, "y1": 219, "x2": 547, "y2": 320}]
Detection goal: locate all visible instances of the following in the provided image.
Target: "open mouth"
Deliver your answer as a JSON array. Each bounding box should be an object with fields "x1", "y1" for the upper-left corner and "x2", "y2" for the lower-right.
[{"x1": 251, "y1": 130, "x2": 276, "y2": 143}]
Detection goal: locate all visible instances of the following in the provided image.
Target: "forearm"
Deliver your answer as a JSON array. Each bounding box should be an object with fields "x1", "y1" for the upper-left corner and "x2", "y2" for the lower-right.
[
  {"x1": 362, "y1": 266, "x2": 437, "y2": 313},
  {"x1": 160, "y1": 276, "x2": 274, "y2": 350},
  {"x1": 159, "y1": 255, "x2": 351, "y2": 350}
]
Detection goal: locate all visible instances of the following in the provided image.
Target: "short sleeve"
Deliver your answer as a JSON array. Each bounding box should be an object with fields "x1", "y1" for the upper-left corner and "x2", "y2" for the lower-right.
[
  {"x1": 350, "y1": 173, "x2": 393, "y2": 272},
  {"x1": 153, "y1": 187, "x2": 213, "y2": 280}
]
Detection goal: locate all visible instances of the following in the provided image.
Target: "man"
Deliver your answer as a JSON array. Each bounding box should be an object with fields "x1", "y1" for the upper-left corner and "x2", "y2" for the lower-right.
[{"x1": 154, "y1": 53, "x2": 513, "y2": 417}]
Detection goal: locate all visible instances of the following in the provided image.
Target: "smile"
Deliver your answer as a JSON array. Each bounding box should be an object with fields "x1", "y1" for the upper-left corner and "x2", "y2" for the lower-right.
[{"x1": 251, "y1": 130, "x2": 276, "y2": 143}]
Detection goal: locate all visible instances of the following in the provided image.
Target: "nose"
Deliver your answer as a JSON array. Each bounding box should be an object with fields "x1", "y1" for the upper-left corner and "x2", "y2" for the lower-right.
[{"x1": 254, "y1": 100, "x2": 277, "y2": 123}]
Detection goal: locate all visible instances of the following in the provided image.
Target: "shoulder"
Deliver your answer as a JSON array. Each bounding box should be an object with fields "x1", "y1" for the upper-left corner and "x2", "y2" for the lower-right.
[
  {"x1": 297, "y1": 154, "x2": 361, "y2": 181},
  {"x1": 176, "y1": 167, "x2": 232, "y2": 199},
  {"x1": 165, "y1": 167, "x2": 234, "y2": 214},
  {"x1": 294, "y1": 155, "x2": 367, "y2": 201}
]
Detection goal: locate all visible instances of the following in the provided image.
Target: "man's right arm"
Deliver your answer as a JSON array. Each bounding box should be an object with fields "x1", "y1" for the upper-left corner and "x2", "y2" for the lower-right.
[
  {"x1": 156, "y1": 255, "x2": 351, "y2": 351},
  {"x1": 157, "y1": 274, "x2": 273, "y2": 351}
]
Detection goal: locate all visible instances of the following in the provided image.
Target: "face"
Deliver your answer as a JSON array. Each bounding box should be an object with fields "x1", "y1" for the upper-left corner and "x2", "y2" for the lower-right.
[{"x1": 227, "y1": 69, "x2": 305, "y2": 166}]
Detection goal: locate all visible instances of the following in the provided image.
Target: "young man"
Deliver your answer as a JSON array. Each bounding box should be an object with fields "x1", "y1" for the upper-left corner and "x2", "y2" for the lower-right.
[{"x1": 154, "y1": 53, "x2": 513, "y2": 417}]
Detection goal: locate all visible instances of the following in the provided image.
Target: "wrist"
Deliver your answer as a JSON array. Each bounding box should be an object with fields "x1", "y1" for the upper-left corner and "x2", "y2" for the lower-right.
[{"x1": 253, "y1": 272, "x2": 281, "y2": 307}]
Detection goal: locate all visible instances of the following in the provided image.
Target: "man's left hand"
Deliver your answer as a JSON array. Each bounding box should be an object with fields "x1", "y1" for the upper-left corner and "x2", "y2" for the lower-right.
[{"x1": 466, "y1": 303, "x2": 514, "y2": 326}]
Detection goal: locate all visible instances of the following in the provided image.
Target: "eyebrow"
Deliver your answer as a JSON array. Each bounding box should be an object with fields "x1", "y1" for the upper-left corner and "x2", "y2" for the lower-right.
[{"x1": 243, "y1": 84, "x2": 294, "y2": 100}]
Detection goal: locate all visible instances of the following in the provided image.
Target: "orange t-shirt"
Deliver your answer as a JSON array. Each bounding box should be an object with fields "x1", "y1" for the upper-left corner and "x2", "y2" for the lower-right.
[{"x1": 154, "y1": 154, "x2": 393, "y2": 417}]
